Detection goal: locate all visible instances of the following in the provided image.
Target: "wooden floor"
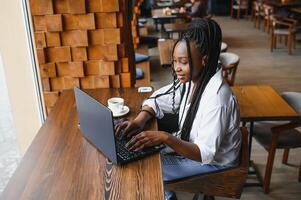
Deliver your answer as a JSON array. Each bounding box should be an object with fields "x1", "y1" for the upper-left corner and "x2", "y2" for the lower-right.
[{"x1": 148, "y1": 17, "x2": 301, "y2": 200}]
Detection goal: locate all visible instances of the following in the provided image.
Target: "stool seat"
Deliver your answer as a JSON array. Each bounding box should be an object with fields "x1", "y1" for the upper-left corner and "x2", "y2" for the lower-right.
[{"x1": 221, "y1": 42, "x2": 228, "y2": 52}]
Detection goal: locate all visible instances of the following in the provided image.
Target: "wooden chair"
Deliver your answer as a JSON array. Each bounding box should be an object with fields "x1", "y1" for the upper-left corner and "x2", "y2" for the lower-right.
[
  {"x1": 253, "y1": 1, "x2": 263, "y2": 29},
  {"x1": 158, "y1": 39, "x2": 230, "y2": 67},
  {"x1": 167, "y1": 127, "x2": 249, "y2": 199},
  {"x1": 158, "y1": 38, "x2": 176, "y2": 67},
  {"x1": 270, "y1": 17, "x2": 297, "y2": 55},
  {"x1": 253, "y1": 92, "x2": 301, "y2": 193},
  {"x1": 262, "y1": 4, "x2": 273, "y2": 33},
  {"x1": 219, "y1": 52, "x2": 240, "y2": 86},
  {"x1": 231, "y1": 0, "x2": 249, "y2": 19}
]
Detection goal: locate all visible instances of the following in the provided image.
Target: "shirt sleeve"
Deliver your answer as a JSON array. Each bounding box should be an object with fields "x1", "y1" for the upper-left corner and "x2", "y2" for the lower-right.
[
  {"x1": 142, "y1": 84, "x2": 183, "y2": 119},
  {"x1": 194, "y1": 106, "x2": 228, "y2": 164}
]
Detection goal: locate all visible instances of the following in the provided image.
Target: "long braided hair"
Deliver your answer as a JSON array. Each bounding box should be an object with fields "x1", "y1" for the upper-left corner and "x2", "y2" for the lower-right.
[
  {"x1": 174, "y1": 18, "x2": 222, "y2": 141},
  {"x1": 144, "y1": 18, "x2": 222, "y2": 140}
]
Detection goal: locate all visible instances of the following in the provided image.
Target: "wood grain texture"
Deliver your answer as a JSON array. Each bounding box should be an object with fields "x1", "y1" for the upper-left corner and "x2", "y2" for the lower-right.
[
  {"x1": 56, "y1": 62, "x2": 84, "y2": 77},
  {"x1": 45, "y1": 32, "x2": 61, "y2": 47},
  {"x1": 87, "y1": 45, "x2": 118, "y2": 61},
  {"x1": 33, "y1": 16, "x2": 46, "y2": 31},
  {"x1": 1, "y1": 89, "x2": 164, "y2": 199},
  {"x1": 63, "y1": 14, "x2": 95, "y2": 30},
  {"x1": 231, "y1": 85, "x2": 299, "y2": 121},
  {"x1": 40, "y1": 63, "x2": 57, "y2": 78},
  {"x1": 71, "y1": 47, "x2": 87, "y2": 61},
  {"x1": 95, "y1": 13, "x2": 117, "y2": 28},
  {"x1": 46, "y1": 47, "x2": 71, "y2": 63},
  {"x1": 61, "y1": 30, "x2": 88, "y2": 47},
  {"x1": 34, "y1": 32, "x2": 46, "y2": 48},
  {"x1": 30, "y1": 0, "x2": 53, "y2": 15},
  {"x1": 45, "y1": 14, "x2": 63, "y2": 32}
]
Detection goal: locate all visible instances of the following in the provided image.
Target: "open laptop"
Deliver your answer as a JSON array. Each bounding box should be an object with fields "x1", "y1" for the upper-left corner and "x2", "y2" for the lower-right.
[{"x1": 74, "y1": 87, "x2": 165, "y2": 164}]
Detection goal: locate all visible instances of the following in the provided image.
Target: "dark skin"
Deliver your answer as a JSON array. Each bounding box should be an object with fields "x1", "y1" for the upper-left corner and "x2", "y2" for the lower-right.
[{"x1": 116, "y1": 41, "x2": 208, "y2": 161}]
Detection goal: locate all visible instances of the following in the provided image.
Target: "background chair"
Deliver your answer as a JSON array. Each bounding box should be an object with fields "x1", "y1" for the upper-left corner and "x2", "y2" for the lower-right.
[
  {"x1": 221, "y1": 42, "x2": 228, "y2": 52},
  {"x1": 167, "y1": 127, "x2": 249, "y2": 200},
  {"x1": 231, "y1": 0, "x2": 249, "y2": 19},
  {"x1": 270, "y1": 17, "x2": 297, "y2": 55},
  {"x1": 253, "y1": 92, "x2": 301, "y2": 193},
  {"x1": 262, "y1": 4, "x2": 273, "y2": 33},
  {"x1": 219, "y1": 52, "x2": 240, "y2": 86}
]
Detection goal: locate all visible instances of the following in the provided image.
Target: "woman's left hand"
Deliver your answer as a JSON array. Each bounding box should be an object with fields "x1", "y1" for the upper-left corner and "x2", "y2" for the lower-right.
[{"x1": 125, "y1": 131, "x2": 168, "y2": 152}]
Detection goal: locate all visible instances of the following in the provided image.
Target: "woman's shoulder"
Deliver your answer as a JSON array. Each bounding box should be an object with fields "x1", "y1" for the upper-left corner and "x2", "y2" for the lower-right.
[{"x1": 203, "y1": 82, "x2": 237, "y2": 109}]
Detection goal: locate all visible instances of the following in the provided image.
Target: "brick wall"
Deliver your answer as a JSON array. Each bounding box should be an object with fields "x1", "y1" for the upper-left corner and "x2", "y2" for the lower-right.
[{"x1": 29, "y1": 0, "x2": 135, "y2": 114}]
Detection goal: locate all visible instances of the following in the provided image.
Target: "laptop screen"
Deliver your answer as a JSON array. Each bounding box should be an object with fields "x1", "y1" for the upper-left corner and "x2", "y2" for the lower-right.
[{"x1": 74, "y1": 88, "x2": 118, "y2": 163}]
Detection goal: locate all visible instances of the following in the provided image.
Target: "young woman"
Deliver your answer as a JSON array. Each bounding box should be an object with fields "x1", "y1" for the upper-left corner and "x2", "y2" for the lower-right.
[{"x1": 116, "y1": 18, "x2": 241, "y2": 200}]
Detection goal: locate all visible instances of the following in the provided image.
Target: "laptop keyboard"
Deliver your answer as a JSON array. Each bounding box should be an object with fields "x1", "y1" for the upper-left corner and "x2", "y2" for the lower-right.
[
  {"x1": 116, "y1": 139, "x2": 146, "y2": 161},
  {"x1": 113, "y1": 118, "x2": 164, "y2": 162}
]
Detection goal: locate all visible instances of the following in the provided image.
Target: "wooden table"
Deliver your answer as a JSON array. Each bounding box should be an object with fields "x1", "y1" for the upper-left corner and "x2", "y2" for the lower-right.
[
  {"x1": 1, "y1": 89, "x2": 164, "y2": 200},
  {"x1": 231, "y1": 85, "x2": 300, "y2": 187},
  {"x1": 152, "y1": 9, "x2": 187, "y2": 31}
]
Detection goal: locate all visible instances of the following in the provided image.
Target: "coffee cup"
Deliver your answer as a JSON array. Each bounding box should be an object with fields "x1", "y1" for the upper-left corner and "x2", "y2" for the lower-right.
[{"x1": 107, "y1": 97, "x2": 124, "y2": 114}]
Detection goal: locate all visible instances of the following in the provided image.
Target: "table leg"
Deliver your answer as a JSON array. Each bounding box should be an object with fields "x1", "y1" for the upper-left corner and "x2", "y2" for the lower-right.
[
  {"x1": 248, "y1": 121, "x2": 254, "y2": 160},
  {"x1": 245, "y1": 121, "x2": 263, "y2": 188}
]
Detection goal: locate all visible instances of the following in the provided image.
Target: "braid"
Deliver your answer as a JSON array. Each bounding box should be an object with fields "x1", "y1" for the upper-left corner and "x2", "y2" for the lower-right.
[{"x1": 179, "y1": 18, "x2": 222, "y2": 141}]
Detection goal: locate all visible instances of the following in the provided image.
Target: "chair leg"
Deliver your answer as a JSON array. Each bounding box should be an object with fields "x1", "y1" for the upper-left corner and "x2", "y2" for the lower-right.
[
  {"x1": 263, "y1": 135, "x2": 279, "y2": 194},
  {"x1": 298, "y1": 162, "x2": 301, "y2": 182},
  {"x1": 282, "y1": 148, "x2": 289, "y2": 164},
  {"x1": 288, "y1": 34, "x2": 292, "y2": 55},
  {"x1": 274, "y1": 35, "x2": 277, "y2": 49},
  {"x1": 270, "y1": 33, "x2": 274, "y2": 52}
]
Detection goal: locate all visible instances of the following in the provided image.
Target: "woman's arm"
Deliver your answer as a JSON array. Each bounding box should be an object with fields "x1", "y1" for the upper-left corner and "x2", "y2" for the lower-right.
[
  {"x1": 116, "y1": 105, "x2": 155, "y2": 138},
  {"x1": 126, "y1": 131, "x2": 202, "y2": 161}
]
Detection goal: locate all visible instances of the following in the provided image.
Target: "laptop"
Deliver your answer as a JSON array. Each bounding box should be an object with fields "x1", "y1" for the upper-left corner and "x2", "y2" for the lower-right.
[{"x1": 74, "y1": 87, "x2": 165, "y2": 164}]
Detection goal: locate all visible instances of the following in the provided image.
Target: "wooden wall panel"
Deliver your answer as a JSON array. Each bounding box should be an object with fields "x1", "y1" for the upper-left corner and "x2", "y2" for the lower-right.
[
  {"x1": 61, "y1": 30, "x2": 88, "y2": 47},
  {"x1": 29, "y1": 0, "x2": 135, "y2": 115},
  {"x1": 95, "y1": 13, "x2": 117, "y2": 28},
  {"x1": 63, "y1": 14, "x2": 95, "y2": 30},
  {"x1": 45, "y1": 32, "x2": 61, "y2": 47},
  {"x1": 30, "y1": 0, "x2": 53, "y2": 15},
  {"x1": 45, "y1": 14, "x2": 63, "y2": 31}
]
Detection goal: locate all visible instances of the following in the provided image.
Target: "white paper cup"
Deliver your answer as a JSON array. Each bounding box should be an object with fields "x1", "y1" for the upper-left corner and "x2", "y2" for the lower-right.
[{"x1": 107, "y1": 97, "x2": 124, "y2": 113}]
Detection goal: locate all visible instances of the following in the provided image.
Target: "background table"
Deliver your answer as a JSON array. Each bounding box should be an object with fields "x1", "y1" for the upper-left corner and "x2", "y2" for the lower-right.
[
  {"x1": 232, "y1": 85, "x2": 300, "y2": 187},
  {"x1": 1, "y1": 88, "x2": 164, "y2": 200}
]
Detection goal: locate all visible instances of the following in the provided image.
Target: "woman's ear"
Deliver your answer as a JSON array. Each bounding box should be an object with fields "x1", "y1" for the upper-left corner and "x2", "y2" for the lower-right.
[{"x1": 202, "y1": 55, "x2": 208, "y2": 66}]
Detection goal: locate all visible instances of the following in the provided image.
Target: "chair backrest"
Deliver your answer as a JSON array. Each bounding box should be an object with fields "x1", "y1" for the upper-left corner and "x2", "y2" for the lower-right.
[
  {"x1": 281, "y1": 92, "x2": 301, "y2": 115},
  {"x1": 263, "y1": 4, "x2": 273, "y2": 17},
  {"x1": 167, "y1": 127, "x2": 249, "y2": 198},
  {"x1": 219, "y1": 52, "x2": 240, "y2": 86},
  {"x1": 157, "y1": 39, "x2": 176, "y2": 66}
]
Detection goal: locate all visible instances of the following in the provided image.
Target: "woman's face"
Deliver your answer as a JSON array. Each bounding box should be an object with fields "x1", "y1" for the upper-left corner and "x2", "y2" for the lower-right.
[{"x1": 173, "y1": 41, "x2": 205, "y2": 83}]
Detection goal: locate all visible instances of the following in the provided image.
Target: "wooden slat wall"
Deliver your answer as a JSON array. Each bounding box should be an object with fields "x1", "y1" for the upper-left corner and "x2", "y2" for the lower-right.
[
  {"x1": 131, "y1": 0, "x2": 143, "y2": 49},
  {"x1": 29, "y1": 0, "x2": 135, "y2": 115}
]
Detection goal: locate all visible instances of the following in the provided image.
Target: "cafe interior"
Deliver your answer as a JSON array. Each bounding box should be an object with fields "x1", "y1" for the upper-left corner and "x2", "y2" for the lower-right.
[{"x1": 0, "y1": 0, "x2": 301, "y2": 199}]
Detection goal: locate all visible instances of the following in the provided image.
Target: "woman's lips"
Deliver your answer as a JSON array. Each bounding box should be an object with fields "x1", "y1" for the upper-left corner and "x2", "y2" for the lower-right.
[{"x1": 177, "y1": 74, "x2": 185, "y2": 79}]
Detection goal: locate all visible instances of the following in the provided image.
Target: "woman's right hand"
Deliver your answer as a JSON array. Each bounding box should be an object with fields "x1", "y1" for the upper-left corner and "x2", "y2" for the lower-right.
[{"x1": 115, "y1": 120, "x2": 144, "y2": 139}]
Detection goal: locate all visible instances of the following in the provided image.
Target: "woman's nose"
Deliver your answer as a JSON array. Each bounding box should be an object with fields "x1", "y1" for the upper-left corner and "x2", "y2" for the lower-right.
[{"x1": 174, "y1": 63, "x2": 182, "y2": 72}]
